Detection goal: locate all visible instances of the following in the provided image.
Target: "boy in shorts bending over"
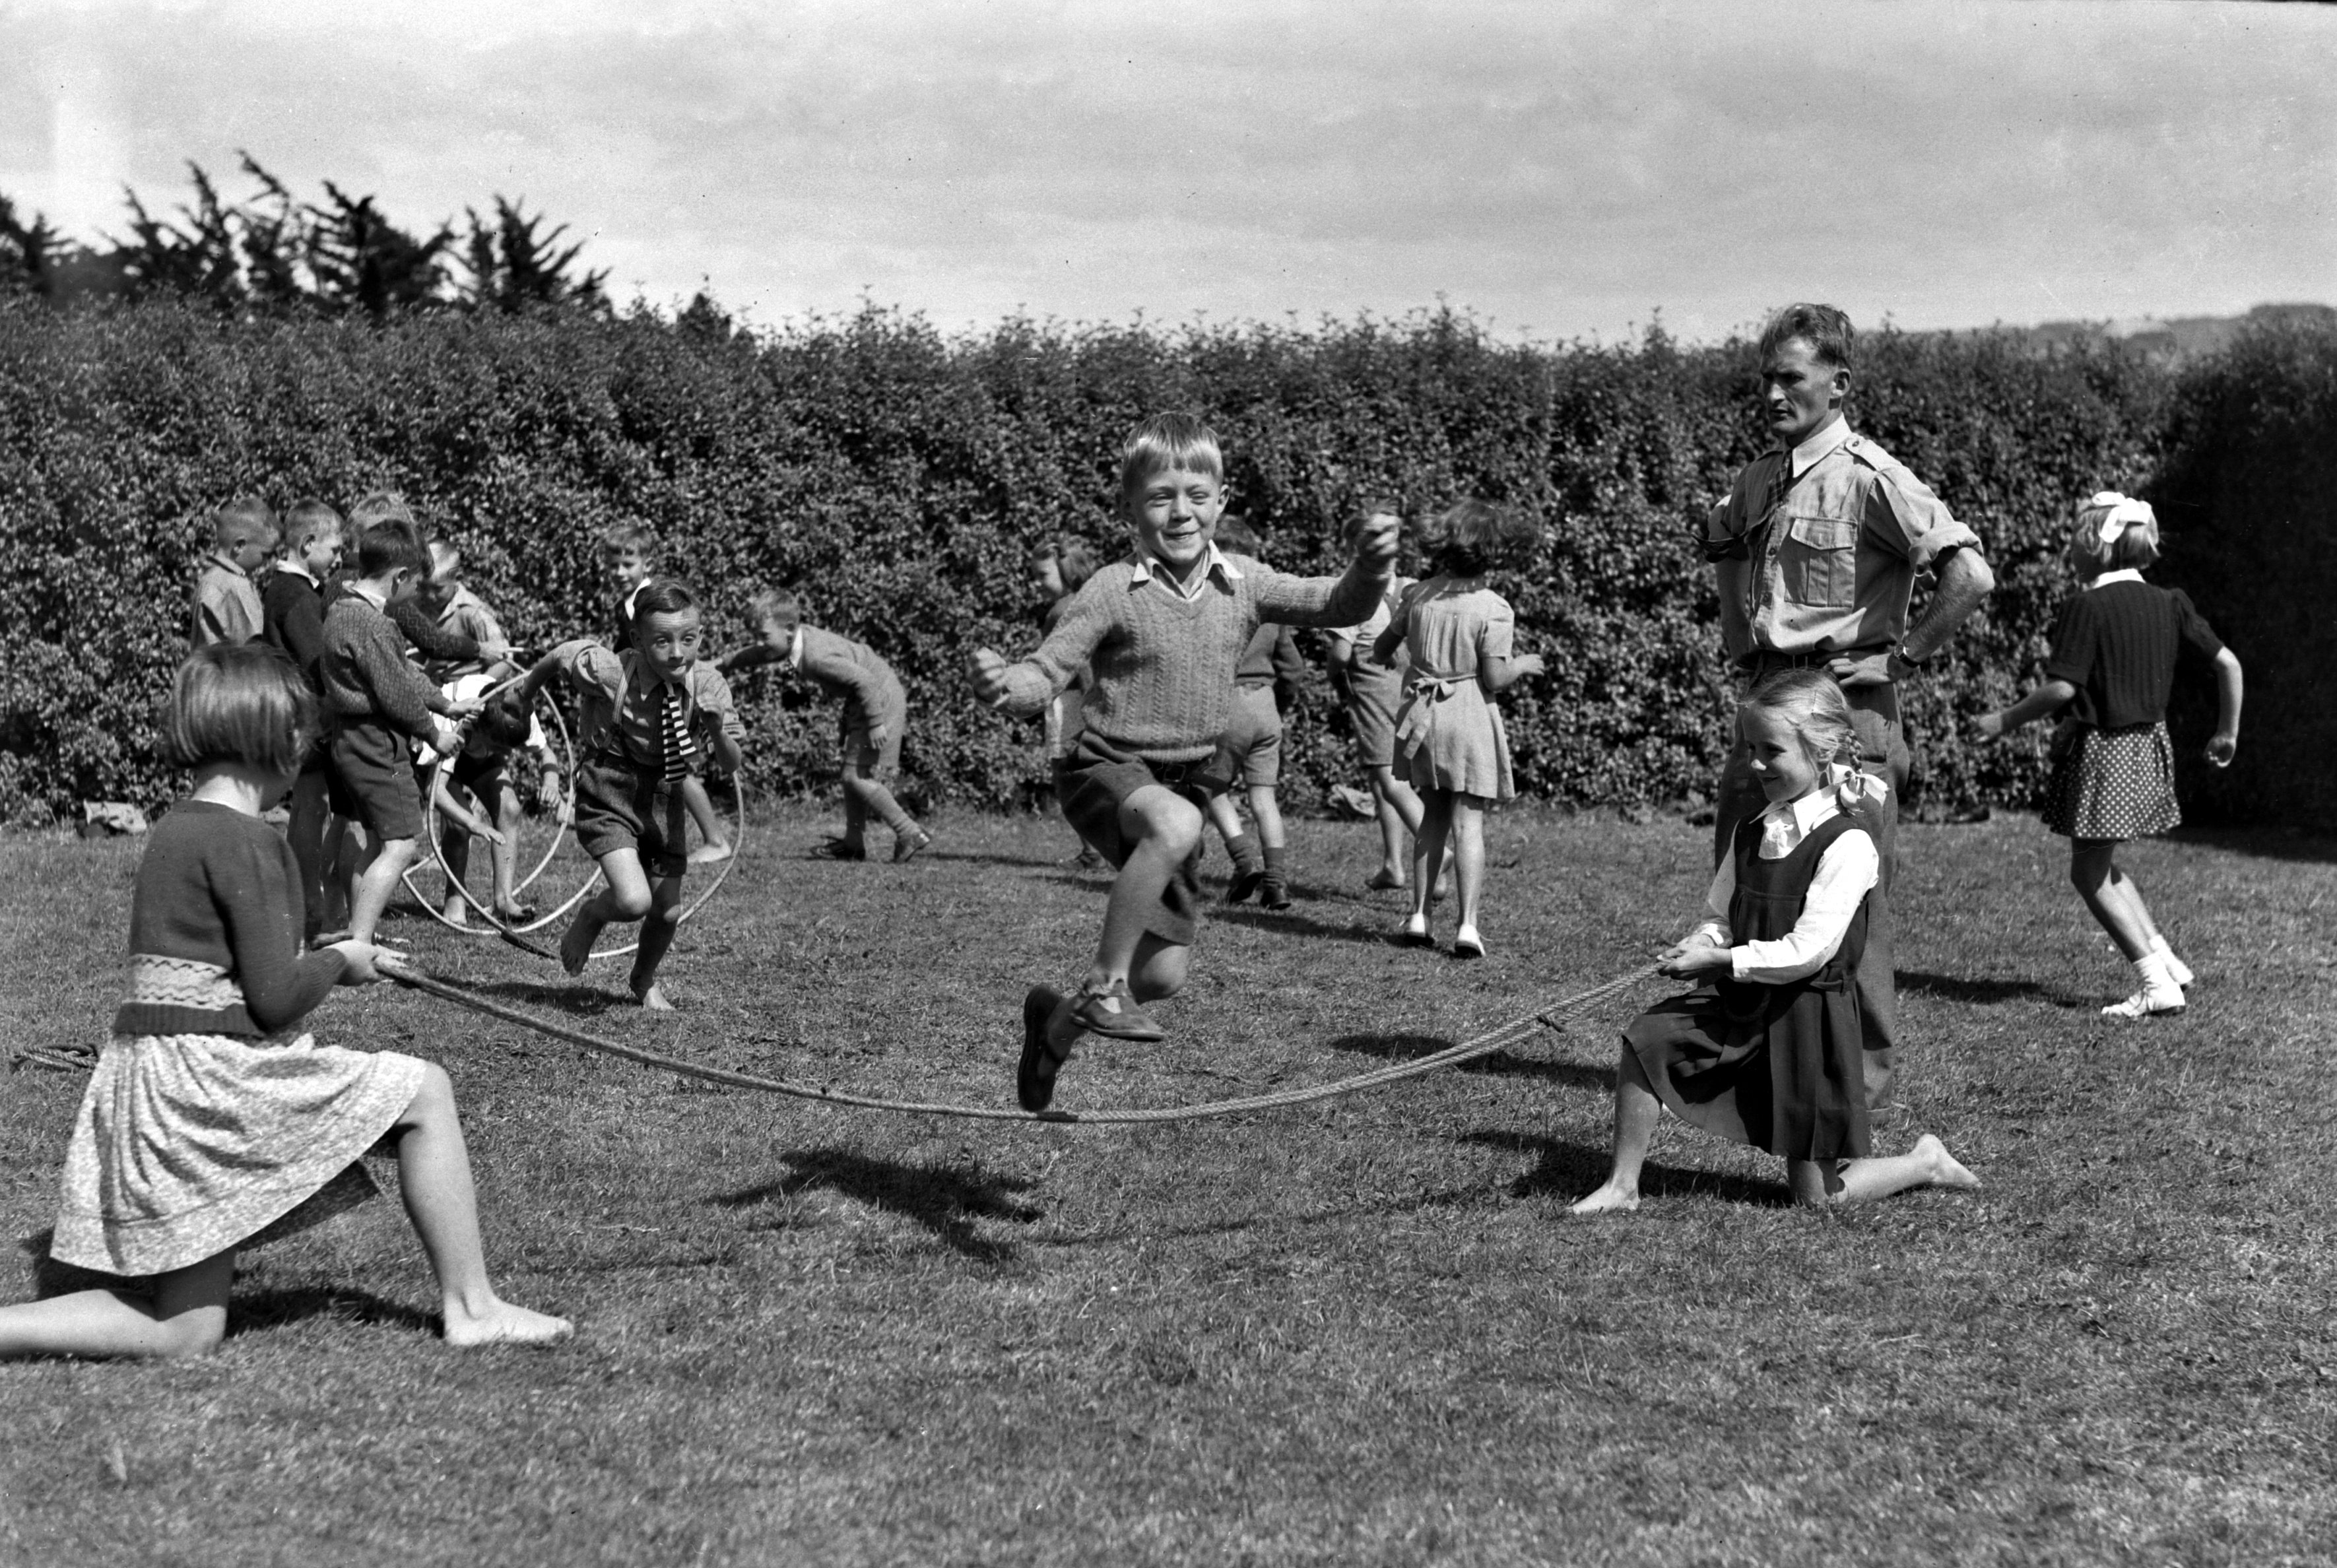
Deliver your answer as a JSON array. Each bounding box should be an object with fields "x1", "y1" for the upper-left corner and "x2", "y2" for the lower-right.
[{"x1": 972, "y1": 412, "x2": 1398, "y2": 1111}]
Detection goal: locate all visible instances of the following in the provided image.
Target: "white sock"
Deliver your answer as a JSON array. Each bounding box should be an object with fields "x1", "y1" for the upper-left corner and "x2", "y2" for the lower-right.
[
  {"x1": 2133, "y1": 949, "x2": 2183, "y2": 999},
  {"x1": 2150, "y1": 935, "x2": 2193, "y2": 986}
]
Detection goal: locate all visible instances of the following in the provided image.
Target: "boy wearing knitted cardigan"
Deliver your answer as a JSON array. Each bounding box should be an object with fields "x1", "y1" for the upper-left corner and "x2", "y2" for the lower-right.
[{"x1": 973, "y1": 413, "x2": 1399, "y2": 1111}]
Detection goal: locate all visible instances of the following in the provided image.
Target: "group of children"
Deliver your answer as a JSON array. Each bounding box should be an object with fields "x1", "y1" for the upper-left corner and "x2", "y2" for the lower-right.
[{"x1": 0, "y1": 401, "x2": 2243, "y2": 1360}]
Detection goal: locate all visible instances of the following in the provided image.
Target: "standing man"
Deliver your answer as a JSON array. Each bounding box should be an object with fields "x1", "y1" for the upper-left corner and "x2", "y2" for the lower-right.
[{"x1": 1701, "y1": 303, "x2": 1995, "y2": 1109}]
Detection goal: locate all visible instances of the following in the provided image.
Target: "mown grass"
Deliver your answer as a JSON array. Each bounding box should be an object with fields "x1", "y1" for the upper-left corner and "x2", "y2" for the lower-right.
[{"x1": 2, "y1": 805, "x2": 2332, "y2": 1566}]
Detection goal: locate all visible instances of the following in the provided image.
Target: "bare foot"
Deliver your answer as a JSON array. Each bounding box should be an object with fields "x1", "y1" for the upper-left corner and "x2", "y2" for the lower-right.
[
  {"x1": 688, "y1": 840, "x2": 734, "y2": 866},
  {"x1": 443, "y1": 903, "x2": 469, "y2": 927},
  {"x1": 1915, "y1": 1134, "x2": 1982, "y2": 1191},
  {"x1": 632, "y1": 980, "x2": 675, "y2": 1012},
  {"x1": 1567, "y1": 1182, "x2": 1640, "y2": 1216},
  {"x1": 442, "y1": 1297, "x2": 572, "y2": 1348},
  {"x1": 558, "y1": 919, "x2": 593, "y2": 976}
]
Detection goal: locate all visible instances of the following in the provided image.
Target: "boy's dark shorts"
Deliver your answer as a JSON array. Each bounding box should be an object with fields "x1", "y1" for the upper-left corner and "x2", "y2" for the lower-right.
[
  {"x1": 574, "y1": 752, "x2": 690, "y2": 878},
  {"x1": 328, "y1": 720, "x2": 423, "y2": 842},
  {"x1": 1054, "y1": 732, "x2": 1216, "y2": 948}
]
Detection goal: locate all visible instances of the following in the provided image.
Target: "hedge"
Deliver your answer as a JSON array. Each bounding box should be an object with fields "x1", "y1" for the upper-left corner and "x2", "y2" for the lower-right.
[{"x1": 0, "y1": 295, "x2": 2305, "y2": 828}]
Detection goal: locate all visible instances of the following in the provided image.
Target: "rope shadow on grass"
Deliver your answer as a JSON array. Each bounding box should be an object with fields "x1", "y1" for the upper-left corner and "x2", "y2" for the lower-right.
[
  {"x1": 1465, "y1": 1130, "x2": 1794, "y2": 1208},
  {"x1": 709, "y1": 1149, "x2": 1041, "y2": 1264},
  {"x1": 1324, "y1": 1032, "x2": 1616, "y2": 1092}
]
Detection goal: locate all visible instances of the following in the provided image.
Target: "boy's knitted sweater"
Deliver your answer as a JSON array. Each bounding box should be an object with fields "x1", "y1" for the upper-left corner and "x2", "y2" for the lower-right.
[
  {"x1": 114, "y1": 802, "x2": 346, "y2": 1037},
  {"x1": 1000, "y1": 551, "x2": 1388, "y2": 763},
  {"x1": 321, "y1": 591, "x2": 442, "y2": 740},
  {"x1": 797, "y1": 626, "x2": 904, "y2": 717}
]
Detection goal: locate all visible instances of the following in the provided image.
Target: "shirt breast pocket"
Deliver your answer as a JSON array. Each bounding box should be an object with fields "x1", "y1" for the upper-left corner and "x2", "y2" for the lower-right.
[{"x1": 1781, "y1": 515, "x2": 1859, "y2": 609}]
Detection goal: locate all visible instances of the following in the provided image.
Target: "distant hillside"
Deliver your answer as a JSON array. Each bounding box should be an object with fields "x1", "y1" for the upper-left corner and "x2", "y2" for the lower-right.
[{"x1": 1993, "y1": 302, "x2": 2336, "y2": 360}]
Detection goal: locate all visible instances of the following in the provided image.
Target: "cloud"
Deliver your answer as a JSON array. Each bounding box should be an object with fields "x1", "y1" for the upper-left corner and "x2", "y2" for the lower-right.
[{"x1": 1, "y1": 0, "x2": 2329, "y2": 339}]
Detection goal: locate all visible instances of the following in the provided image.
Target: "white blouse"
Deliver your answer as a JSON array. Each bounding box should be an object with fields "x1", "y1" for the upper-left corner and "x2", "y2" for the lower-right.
[{"x1": 1689, "y1": 777, "x2": 1881, "y2": 985}]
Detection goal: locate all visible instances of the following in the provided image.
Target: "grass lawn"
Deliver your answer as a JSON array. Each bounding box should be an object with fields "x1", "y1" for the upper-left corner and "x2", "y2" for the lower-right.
[{"x1": 2, "y1": 803, "x2": 2332, "y2": 1565}]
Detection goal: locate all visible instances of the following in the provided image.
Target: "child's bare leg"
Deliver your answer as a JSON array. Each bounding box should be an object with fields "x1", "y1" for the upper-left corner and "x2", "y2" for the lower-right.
[
  {"x1": 2069, "y1": 839, "x2": 2152, "y2": 960},
  {"x1": 681, "y1": 776, "x2": 731, "y2": 865},
  {"x1": 348, "y1": 837, "x2": 419, "y2": 945},
  {"x1": 490, "y1": 785, "x2": 524, "y2": 915},
  {"x1": 560, "y1": 849, "x2": 653, "y2": 974},
  {"x1": 1788, "y1": 1135, "x2": 1981, "y2": 1208},
  {"x1": 2104, "y1": 865, "x2": 2169, "y2": 952},
  {"x1": 438, "y1": 797, "x2": 474, "y2": 923},
  {"x1": 391, "y1": 1063, "x2": 570, "y2": 1346},
  {"x1": 1408, "y1": 789, "x2": 1453, "y2": 930},
  {"x1": 1449, "y1": 794, "x2": 1488, "y2": 938},
  {"x1": 837, "y1": 769, "x2": 870, "y2": 854},
  {"x1": 1374, "y1": 764, "x2": 1426, "y2": 835},
  {"x1": 0, "y1": 1250, "x2": 234, "y2": 1360},
  {"x1": 1084, "y1": 785, "x2": 1201, "y2": 995},
  {"x1": 1047, "y1": 934, "x2": 1189, "y2": 1051},
  {"x1": 1570, "y1": 1043, "x2": 1663, "y2": 1214},
  {"x1": 628, "y1": 874, "x2": 686, "y2": 1010},
  {"x1": 1249, "y1": 784, "x2": 1286, "y2": 850},
  {"x1": 1204, "y1": 790, "x2": 1246, "y2": 850}
]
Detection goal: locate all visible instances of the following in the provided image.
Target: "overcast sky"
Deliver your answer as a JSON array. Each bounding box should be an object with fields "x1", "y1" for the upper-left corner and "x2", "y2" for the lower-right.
[{"x1": 3, "y1": 0, "x2": 2330, "y2": 343}]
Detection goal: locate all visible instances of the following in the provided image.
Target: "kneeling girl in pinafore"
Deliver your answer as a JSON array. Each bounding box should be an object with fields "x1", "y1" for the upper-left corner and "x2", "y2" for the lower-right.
[{"x1": 1572, "y1": 670, "x2": 1981, "y2": 1213}]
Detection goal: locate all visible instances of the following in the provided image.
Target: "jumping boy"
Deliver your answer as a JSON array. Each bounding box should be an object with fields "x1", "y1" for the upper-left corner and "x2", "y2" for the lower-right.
[
  {"x1": 971, "y1": 412, "x2": 1399, "y2": 1111},
  {"x1": 604, "y1": 522, "x2": 733, "y2": 865},
  {"x1": 321, "y1": 519, "x2": 473, "y2": 945},
  {"x1": 191, "y1": 497, "x2": 277, "y2": 648},
  {"x1": 717, "y1": 589, "x2": 933, "y2": 863}
]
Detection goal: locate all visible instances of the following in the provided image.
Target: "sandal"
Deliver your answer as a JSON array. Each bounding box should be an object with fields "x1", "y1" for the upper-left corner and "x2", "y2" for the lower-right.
[{"x1": 1067, "y1": 979, "x2": 1166, "y2": 1042}]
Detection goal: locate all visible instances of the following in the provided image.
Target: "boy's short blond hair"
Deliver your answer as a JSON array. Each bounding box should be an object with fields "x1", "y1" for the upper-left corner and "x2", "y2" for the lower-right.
[
  {"x1": 1118, "y1": 412, "x2": 1224, "y2": 500},
  {"x1": 281, "y1": 498, "x2": 342, "y2": 552},
  {"x1": 348, "y1": 490, "x2": 416, "y2": 530},
  {"x1": 211, "y1": 496, "x2": 279, "y2": 552},
  {"x1": 427, "y1": 539, "x2": 462, "y2": 583},
  {"x1": 750, "y1": 587, "x2": 803, "y2": 628},
  {"x1": 602, "y1": 520, "x2": 660, "y2": 560}
]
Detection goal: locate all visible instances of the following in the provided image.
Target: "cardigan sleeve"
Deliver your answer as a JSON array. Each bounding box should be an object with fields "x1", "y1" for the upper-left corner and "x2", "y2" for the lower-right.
[
  {"x1": 1251, "y1": 558, "x2": 1393, "y2": 631},
  {"x1": 998, "y1": 573, "x2": 1115, "y2": 717},
  {"x1": 215, "y1": 828, "x2": 346, "y2": 1031}
]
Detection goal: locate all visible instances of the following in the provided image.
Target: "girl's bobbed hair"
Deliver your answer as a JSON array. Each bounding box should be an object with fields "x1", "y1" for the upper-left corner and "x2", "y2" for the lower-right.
[
  {"x1": 630, "y1": 577, "x2": 701, "y2": 631},
  {"x1": 2069, "y1": 491, "x2": 2161, "y2": 573},
  {"x1": 162, "y1": 644, "x2": 317, "y2": 778},
  {"x1": 1421, "y1": 498, "x2": 1536, "y2": 577},
  {"x1": 1742, "y1": 668, "x2": 1860, "y2": 770}
]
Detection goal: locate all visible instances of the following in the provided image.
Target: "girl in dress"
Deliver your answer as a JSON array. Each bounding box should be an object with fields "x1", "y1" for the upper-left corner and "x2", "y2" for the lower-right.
[
  {"x1": 1371, "y1": 499, "x2": 1543, "y2": 956},
  {"x1": 1571, "y1": 670, "x2": 1981, "y2": 1213},
  {"x1": 1325, "y1": 501, "x2": 1430, "y2": 892},
  {"x1": 1973, "y1": 492, "x2": 2242, "y2": 1018},
  {"x1": 0, "y1": 645, "x2": 569, "y2": 1357}
]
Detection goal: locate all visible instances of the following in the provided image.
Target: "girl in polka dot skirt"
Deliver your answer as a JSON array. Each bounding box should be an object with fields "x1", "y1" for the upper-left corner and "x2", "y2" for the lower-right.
[{"x1": 1973, "y1": 493, "x2": 2243, "y2": 1018}]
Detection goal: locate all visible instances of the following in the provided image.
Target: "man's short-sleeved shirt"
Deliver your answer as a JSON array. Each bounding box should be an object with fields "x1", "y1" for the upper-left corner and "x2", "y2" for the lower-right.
[{"x1": 1703, "y1": 419, "x2": 1978, "y2": 663}]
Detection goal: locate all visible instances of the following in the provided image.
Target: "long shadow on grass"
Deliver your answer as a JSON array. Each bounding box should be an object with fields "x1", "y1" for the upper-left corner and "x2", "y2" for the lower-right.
[
  {"x1": 2163, "y1": 826, "x2": 2337, "y2": 866},
  {"x1": 1326, "y1": 1031, "x2": 1614, "y2": 1091},
  {"x1": 1213, "y1": 907, "x2": 1421, "y2": 947},
  {"x1": 710, "y1": 1150, "x2": 1040, "y2": 1264},
  {"x1": 1466, "y1": 1130, "x2": 1793, "y2": 1208},
  {"x1": 1899, "y1": 970, "x2": 2071, "y2": 1006}
]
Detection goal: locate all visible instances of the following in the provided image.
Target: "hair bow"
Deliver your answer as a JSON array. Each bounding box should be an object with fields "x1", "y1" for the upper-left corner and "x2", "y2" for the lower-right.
[
  {"x1": 2088, "y1": 491, "x2": 2154, "y2": 544},
  {"x1": 1826, "y1": 762, "x2": 1890, "y2": 813}
]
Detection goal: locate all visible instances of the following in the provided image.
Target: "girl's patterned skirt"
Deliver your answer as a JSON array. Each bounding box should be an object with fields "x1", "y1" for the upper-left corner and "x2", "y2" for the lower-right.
[
  {"x1": 2042, "y1": 719, "x2": 2181, "y2": 841},
  {"x1": 49, "y1": 1031, "x2": 426, "y2": 1278}
]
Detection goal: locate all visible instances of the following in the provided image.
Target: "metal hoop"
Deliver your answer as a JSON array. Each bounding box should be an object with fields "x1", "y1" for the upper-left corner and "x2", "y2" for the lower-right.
[{"x1": 402, "y1": 686, "x2": 591, "y2": 936}]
